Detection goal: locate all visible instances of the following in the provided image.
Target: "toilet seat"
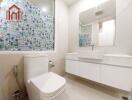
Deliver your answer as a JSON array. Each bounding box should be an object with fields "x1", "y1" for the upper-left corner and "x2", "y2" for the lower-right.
[{"x1": 30, "y1": 72, "x2": 66, "y2": 99}]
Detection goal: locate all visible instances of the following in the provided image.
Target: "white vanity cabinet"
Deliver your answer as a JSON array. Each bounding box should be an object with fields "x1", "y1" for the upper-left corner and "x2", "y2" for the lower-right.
[
  {"x1": 66, "y1": 60, "x2": 79, "y2": 76},
  {"x1": 101, "y1": 65, "x2": 132, "y2": 91},
  {"x1": 78, "y1": 62, "x2": 100, "y2": 82},
  {"x1": 65, "y1": 53, "x2": 132, "y2": 92},
  {"x1": 66, "y1": 60, "x2": 100, "y2": 82}
]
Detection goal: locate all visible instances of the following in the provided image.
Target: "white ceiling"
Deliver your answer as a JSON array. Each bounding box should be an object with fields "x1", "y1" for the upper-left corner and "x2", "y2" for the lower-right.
[{"x1": 63, "y1": 0, "x2": 79, "y2": 6}]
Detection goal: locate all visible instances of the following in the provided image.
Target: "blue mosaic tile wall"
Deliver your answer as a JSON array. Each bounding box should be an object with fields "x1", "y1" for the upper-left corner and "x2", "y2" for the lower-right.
[{"x1": 0, "y1": 0, "x2": 55, "y2": 51}]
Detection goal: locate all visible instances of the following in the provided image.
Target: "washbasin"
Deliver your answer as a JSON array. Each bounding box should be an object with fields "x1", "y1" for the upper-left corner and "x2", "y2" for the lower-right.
[{"x1": 78, "y1": 51, "x2": 104, "y2": 60}]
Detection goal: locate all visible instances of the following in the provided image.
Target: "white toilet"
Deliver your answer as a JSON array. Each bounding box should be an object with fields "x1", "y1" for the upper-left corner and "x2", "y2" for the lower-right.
[{"x1": 24, "y1": 54, "x2": 66, "y2": 100}]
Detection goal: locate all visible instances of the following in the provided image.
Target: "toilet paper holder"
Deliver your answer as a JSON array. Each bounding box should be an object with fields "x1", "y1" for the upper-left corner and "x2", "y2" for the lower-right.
[{"x1": 48, "y1": 60, "x2": 55, "y2": 68}]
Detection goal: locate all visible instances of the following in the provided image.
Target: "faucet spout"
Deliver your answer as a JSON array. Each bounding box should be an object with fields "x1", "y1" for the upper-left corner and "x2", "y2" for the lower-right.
[{"x1": 91, "y1": 44, "x2": 95, "y2": 51}]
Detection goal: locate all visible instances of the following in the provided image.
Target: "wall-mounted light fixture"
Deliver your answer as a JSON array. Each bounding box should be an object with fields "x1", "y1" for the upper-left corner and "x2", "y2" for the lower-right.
[{"x1": 42, "y1": 7, "x2": 47, "y2": 13}]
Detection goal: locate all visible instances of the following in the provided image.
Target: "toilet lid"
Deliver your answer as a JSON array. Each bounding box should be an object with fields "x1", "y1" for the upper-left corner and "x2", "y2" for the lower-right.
[{"x1": 30, "y1": 72, "x2": 66, "y2": 98}]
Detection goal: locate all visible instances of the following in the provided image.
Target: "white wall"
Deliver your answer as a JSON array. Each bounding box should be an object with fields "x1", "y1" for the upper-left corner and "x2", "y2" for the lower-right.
[
  {"x1": 69, "y1": 0, "x2": 132, "y2": 54},
  {"x1": 50, "y1": 0, "x2": 69, "y2": 74}
]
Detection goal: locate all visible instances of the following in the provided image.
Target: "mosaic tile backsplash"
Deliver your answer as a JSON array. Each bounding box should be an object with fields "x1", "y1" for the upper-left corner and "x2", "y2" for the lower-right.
[{"x1": 0, "y1": 0, "x2": 55, "y2": 51}]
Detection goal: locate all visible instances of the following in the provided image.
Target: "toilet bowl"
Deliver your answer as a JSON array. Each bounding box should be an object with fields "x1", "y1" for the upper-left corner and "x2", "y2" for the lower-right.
[
  {"x1": 30, "y1": 72, "x2": 66, "y2": 100},
  {"x1": 24, "y1": 54, "x2": 66, "y2": 100}
]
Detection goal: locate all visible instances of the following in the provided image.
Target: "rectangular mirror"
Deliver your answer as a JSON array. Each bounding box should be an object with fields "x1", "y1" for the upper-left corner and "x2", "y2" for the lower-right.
[{"x1": 79, "y1": 0, "x2": 116, "y2": 47}]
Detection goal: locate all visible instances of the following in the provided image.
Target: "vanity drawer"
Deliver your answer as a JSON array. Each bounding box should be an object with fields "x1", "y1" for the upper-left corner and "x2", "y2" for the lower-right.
[{"x1": 78, "y1": 62, "x2": 100, "y2": 82}]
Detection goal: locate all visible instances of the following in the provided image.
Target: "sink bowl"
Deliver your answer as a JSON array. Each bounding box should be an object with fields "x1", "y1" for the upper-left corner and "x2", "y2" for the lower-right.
[{"x1": 78, "y1": 51, "x2": 104, "y2": 60}]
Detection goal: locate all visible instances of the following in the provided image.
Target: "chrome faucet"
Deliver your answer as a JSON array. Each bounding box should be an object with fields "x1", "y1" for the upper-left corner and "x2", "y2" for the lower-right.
[{"x1": 90, "y1": 44, "x2": 95, "y2": 51}]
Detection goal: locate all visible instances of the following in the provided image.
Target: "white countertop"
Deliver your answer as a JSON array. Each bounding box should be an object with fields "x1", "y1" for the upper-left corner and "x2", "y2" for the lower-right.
[
  {"x1": 65, "y1": 53, "x2": 132, "y2": 68},
  {"x1": 104, "y1": 54, "x2": 132, "y2": 58}
]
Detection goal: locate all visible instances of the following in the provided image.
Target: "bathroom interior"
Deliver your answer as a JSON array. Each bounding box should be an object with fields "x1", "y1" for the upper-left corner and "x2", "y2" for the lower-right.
[{"x1": 0, "y1": 0, "x2": 132, "y2": 100}]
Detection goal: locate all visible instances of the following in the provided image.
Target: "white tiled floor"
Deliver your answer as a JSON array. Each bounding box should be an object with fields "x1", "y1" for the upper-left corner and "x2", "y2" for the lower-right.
[{"x1": 64, "y1": 75, "x2": 121, "y2": 100}]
